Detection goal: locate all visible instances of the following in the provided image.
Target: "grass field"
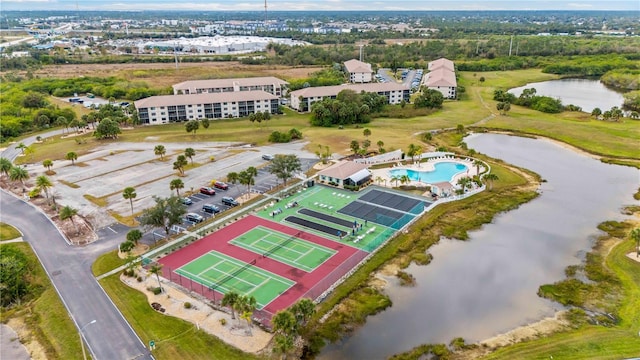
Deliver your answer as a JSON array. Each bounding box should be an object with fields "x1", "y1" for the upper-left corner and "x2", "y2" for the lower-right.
[{"x1": 0, "y1": 222, "x2": 22, "y2": 240}]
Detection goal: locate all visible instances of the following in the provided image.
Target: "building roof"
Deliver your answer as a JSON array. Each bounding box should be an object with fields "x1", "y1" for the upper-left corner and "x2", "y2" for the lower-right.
[
  {"x1": 173, "y1": 76, "x2": 288, "y2": 91},
  {"x1": 344, "y1": 59, "x2": 373, "y2": 74},
  {"x1": 424, "y1": 68, "x2": 457, "y2": 87},
  {"x1": 134, "y1": 91, "x2": 277, "y2": 108},
  {"x1": 348, "y1": 168, "x2": 372, "y2": 183},
  {"x1": 318, "y1": 160, "x2": 371, "y2": 180},
  {"x1": 428, "y1": 58, "x2": 455, "y2": 72},
  {"x1": 290, "y1": 82, "x2": 408, "y2": 99}
]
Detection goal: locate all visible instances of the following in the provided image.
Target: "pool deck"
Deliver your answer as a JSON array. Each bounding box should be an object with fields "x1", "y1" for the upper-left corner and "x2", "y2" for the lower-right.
[{"x1": 370, "y1": 158, "x2": 480, "y2": 189}]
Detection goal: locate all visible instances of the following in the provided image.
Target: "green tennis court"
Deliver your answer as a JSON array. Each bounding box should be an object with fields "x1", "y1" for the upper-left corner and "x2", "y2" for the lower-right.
[
  {"x1": 229, "y1": 226, "x2": 336, "y2": 272},
  {"x1": 175, "y1": 250, "x2": 295, "y2": 309}
]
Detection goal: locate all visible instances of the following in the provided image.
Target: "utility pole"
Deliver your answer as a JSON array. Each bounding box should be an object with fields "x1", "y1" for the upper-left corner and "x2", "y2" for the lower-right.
[
  {"x1": 264, "y1": 0, "x2": 268, "y2": 27},
  {"x1": 508, "y1": 35, "x2": 513, "y2": 57}
]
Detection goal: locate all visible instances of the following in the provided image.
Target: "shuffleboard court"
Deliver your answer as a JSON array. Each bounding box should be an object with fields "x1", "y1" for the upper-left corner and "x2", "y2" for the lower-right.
[
  {"x1": 175, "y1": 250, "x2": 295, "y2": 309},
  {"x1": 229, "y1": 226, "x2": 336, "y2": 272},
  {"x1": 298, "y1": 208, "x2": 354, "y2": 228},
  {"x1": 285, "y1": 215, "x2": 348, "y2": 237}
]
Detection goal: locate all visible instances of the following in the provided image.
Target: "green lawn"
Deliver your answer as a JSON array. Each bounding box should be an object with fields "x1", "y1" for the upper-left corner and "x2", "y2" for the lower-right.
[
  {"x1": 484, "y1": 240, "x2": 640, "y2": 360},
  {"x1": 99, "y1": 274, "x2": 261, "y2": 360},
  {"x1": 0, "y1": 222, "x2": 22, "y2": 240}
]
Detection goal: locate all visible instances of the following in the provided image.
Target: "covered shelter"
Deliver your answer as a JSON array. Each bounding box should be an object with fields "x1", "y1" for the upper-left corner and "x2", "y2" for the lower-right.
[{"x1": 317, "y1": 161, "x2": 372, "y2": 189}]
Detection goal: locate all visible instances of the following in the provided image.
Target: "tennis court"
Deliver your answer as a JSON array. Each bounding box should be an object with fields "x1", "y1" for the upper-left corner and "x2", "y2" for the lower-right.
[
  {"x1": 175, "y1": 250, "x2": 295, "y2": 309},
  {"x1": 229, "y1": 226, "x2": 336, "y2": 272}
]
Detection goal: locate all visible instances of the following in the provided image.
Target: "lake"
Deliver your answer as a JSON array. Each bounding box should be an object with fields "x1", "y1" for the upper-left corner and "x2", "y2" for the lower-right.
[
  {"x1": 508, "y1": 78, "x2": 625, "y2": 113},
  {"x1": 318, "y1": 133, "x2": 639, "y2": 360}
]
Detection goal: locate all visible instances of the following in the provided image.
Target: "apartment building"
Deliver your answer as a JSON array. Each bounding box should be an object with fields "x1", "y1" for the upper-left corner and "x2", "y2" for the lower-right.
[
  {"x1": 289, "y1": 83, "x2": 410, "y2": 112},
  {"x1": 172, "y1": 76, "x2": 289, "y2": 97},
  {"x1": 344, "y1": 59, "x2": 373, "y2": 83},
  {"x1": 425, "y1": 58, "x2": 457, "y2": 99}
]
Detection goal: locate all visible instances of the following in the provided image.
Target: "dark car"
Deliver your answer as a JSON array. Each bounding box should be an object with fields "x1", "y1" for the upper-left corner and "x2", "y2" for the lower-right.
[
  {"x1": 213, "y1": 182, "x2": 228, "y2": 190},
  {"x1": 202, "y1": 203, "x2": 221, "y2": 214},
  {"x1": 185, "y1": 213, "x2": 204, "y2": 223},
  {"x1": 199, "y1": 187, "x2": 216, "y2": 195},
  {"x1": 181, "y1": 197, "x2": 193, "y2": 205},
  {"x1": 222, "y1": 196, "x2": 239, "y2": 207}
]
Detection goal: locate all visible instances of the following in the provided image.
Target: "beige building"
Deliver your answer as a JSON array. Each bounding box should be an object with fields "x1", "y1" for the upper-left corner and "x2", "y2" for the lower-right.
[
  {"x1": 425, "y1": 58, "x2": 457, "y2": 99},
  {"x1": 317, "y1": 161, "x2": 372, "y2": 189},
  {"x1": 344, "y1": 59, "x2": 373, "y2": 83},
  {"x1": 172, "y1": 76, "x2": 289, "y2": 97},
  {"x1": 289, "y1": 83, "x2": 410, "y2": 112},
  {"x1": 135, "y1": 91, "x2": 279, "y2": 125}
]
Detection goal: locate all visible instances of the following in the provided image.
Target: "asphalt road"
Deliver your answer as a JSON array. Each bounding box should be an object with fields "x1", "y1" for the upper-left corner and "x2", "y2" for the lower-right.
[
  {"x1": 1, "y1": 129, "x2": 66, "y2": 162},
  {"x1": 0, "y1": 189, "x2": 152, "y2": 360}
]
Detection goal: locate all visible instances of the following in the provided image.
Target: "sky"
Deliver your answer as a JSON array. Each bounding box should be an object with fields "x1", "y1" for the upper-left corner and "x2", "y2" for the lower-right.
[{"x1": 1, "y1": 0, "x2": 639, "y2": 12}]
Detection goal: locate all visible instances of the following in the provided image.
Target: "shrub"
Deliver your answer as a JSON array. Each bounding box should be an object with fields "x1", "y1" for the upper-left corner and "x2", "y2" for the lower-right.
[
  {"x1": 269, "y1": 131, "x2": 292, "y2": 143},
  {"x1": 137, "y1": 276, "x2": 143, "y2": 282},
  {"x1": 184, "y1": 302, "x2": 192, "y2": 309},
  {"x1": 152, "y1": 287, "x2": 162, "y2": 295},
  {"x1": 219, "y1": 318, "x2": 227, "y2": 326}
]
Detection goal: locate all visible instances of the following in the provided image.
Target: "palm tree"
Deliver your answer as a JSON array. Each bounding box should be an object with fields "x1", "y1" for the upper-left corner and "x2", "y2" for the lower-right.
[
  {"x1": 169, "y1": 178, "x2": 184, "y2": 197},
  {"x1": 149, "y1": 263, "x2": 164, "y2": 292},
  {"x1": 473, "y1": 160, "x2": 484, "y2": 175},
  {"x1": 457, "y1": 176, "x2": 472, "y2": 192},
  {"x1": 173, "y1": 155, "x2": 188, "y2": 176},
  {"x1": 400, "y1": 174, "x2": 411, "y2": 185},
  {"x1": 375, "y1": 176, "x2": 383, "y2": 185},
  {"x1": 184, "y1": 147, "x2": 196, "y2": 164},
  {"x1": 363, "y1": 128, "x2": 371, "y2": 139},
  {"x1": 272, "y1": 309, "x2": 298, "y2": 337},
  {"x1": 122, "y1": 187, "x2": 137, "y2": 215},
  {"x1": 226, "y1": 172, "x2": 239, "y2": 185},
  {"x1": 9, "y1": 166, "x2": 29, "y2": 192},
  {"x1": 16, "y1": 142, "x2": 27, "y2": 155},
  {"x1": 59, "y1": 205, "x2": 79, "y2": 235},
  {"x1": 0, "y1": 157, "x2": 12, "y2": 180},
  {"x1": 65, "y1": 151, "x2": 78, "y2": 165},
  {"x1": 390, "y1": 175, "x2": 401, "y2": 188},
  {"x1": 291, "y1": 298, "x2": 315, "y2": 326},
  {"x1": 35, "y1": 175, "x2": 53, "y2": 204},
  {"x1": 126, "y1": 229, "x2": 143, "y2": 245},
  {"x1": 483, "y1": 173, "x2": 499, "y2": 191},
  {"x1": 221, "y1": 291, "x2": 240, "y2": 319},
  {"x1": 377, "y1": 140, "x2": 385, "y2": 154},
  {"x1": 154, "y1": 145, "x2": 166, "y2": 160},
  {"x1": 43, "y1": 159, "x2": 54, "y2": 172},
  {"x1": 238, "y1": 170, "x2": 255, "y2": 196}
]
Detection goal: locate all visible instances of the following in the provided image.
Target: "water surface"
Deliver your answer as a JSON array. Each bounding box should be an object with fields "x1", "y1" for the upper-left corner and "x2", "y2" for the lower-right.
[{"x1": 319, "y1": 133, "x2": 639, "y2": 359}]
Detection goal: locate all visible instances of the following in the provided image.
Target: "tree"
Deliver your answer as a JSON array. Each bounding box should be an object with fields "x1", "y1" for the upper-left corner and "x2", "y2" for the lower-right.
[
  {"x1": 269, "y1": 154, "x2": 302, "y2": 186},
  {"x1": 9, "y1": 166, "x2": 29, "y2": 192},
  {"x1": 315, "y1": 145, "x2": 331, "y2": 164},
  {"x1": 119, "y1": 241, "x2": 135, "y2": 253},
  {"x1": 16, "y1": 142, "x2": 27, "y2": 155},
  {"x1": 235, "y1": 295, "x2": 257, "y2": 329},
  {"x1": 122, "y1": 187, "x2": 137, "y2": 215},
  {"x1": 497, "y1": 101, "x2": 511, "y2": 115},
  {"x1": 629, "y1": 228, "x2": 640, "y2": 257},
  {"x1": 274, "y1": 333, "x2": 294, "y2": 359},
  {"x1": 390, "y1": 175, "x2": 401, "y2": 187},
  {"x1": 65, "y1": 151, "x2": 78, "y2": 165},
  {"x1": 42, "y1": 159, "x2": 53, "y2": 172},
  {"x1": 35, "y1": 175, "x2": 53, "y2": 203},
  {"x1": 170, "y1": 178, "x2": 184, "y2": 197},
  {"x1": 414, "y1": 89, "x2": 444, "y2": 109},
  {"x1": 483, "y1": 173, "x2": 499, "y2": 191},
  {"x1": 291, "y1": 298, "x2": 315, "y2": 326},
  {"x1": 473, "y1": 160, "x2": 484, "y2": 175},
  {"x1": 201, "y1": 118, "x2": 210, "y2": 130},
  {"x1": 126, "y1": 229, "x2": 143, "y2": 245},
  {"x1": 94, "y1": 118, "x2": 121, "y2": 139},
  {"x1": 59, "y1": 205, "x2": 79, "y2": 235},
  {"x1": 273, "y1": 309, "x2": 298, "y2": 337},
  {"x1": 350, "y1": 140, "x2": 360, "y2": 157},
  {"x1": 185, "y1": 120, "x2": 199, "y2": 136},
  {"x1": 0, "y1": 246, "x2": 30, "y2": 307},
  {"x1": 138, "y1": 196, "x2": 187, "y2": 236},
  {"x1": 173, "y1": 155, "x2": 188, "y2": 176},
  {"x1": 238, "y1": 169, "x2": 256, "y2": 195},
  {"x1": 184, "y1": 148, "x2": 196, "y2": 164},
  {"x1": 221, "y1": 291, "x2": 240, "y2": 319},
  {"x1": 0, "y1": 157, "x2": 12, "y2": 180},
  {"x1": 457, "y1": 176, "x2": 473, "y2": 192},
  {"x1": 149, "y1": 263, "x2": 163, "y2": 292},
  {"x1": 377, "y1": 140, "x2": 385, "y2": 154},
  {"x1": 406, "y1": 143, "x2": 422, "y2": 164},
  {"x1": 363, "y1": 128, "x2": 371, "y2": 139},
  {"x1": 154, "y1": 145, "x2": 166, "y2": 160},
  {"x1": 226, "y1": 172, "x2": 239, "y2": 185}
]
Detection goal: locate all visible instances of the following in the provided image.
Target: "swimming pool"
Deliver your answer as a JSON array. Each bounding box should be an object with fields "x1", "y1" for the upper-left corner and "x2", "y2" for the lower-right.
[{"x1": 388, "y1": 162, "x2": 468, "y2": 184}]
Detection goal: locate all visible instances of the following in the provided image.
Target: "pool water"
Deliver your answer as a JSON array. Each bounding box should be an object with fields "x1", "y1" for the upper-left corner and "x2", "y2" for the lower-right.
[{"x1": 388, "y1": 162, "x2": 468, "y2": 184}]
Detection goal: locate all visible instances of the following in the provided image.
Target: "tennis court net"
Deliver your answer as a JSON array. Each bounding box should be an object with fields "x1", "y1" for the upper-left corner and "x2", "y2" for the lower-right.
[
  {"x1": 213, "y1": 258, "x2": 257, "y2": 288},
  {"x1": 263, "y1": 232, "x2": 300, "y2": 258}
]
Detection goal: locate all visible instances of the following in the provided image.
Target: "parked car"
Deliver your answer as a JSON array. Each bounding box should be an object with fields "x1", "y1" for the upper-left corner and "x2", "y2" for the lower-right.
[
  {"x1": 200, "y1": 187, "x2": 216, "y2": 195},
  {"x1": 262, "y1": 154, "x2": 274, "y2": 161},
  {"x1": 185, "y1": 213, "x2": 204, "y2": 223},
  {"x1": 202, "y1": 203, "x2": 221, "y2": 214},
  {"x1": 181, "y1": 197, "x2": 193, "y2": 205},
  {"x1": 222, "y1": 196, "x2": 239, "y2": 207},
  {"x1": 213, "y1": 181, "x2": 228, "y2": 190}
]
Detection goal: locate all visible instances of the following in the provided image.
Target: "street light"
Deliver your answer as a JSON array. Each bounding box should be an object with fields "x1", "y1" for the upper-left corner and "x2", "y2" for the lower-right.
[{"x1": 79, "y1": 319, "x2": 97, "y2": 360}]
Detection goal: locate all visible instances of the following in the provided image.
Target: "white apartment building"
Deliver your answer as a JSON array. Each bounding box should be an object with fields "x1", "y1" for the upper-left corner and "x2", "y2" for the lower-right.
[
  {"x1": 425, "y1": 58, "x2": 457, "y2": 99},
  {"x1": 289, "y1": 83, "x2": 410, "y2": 112},
  {"x1": 344, "y1": 59, "x2": 373, "y2": 83},
  {"x1": 172, "y1": 76, "x2": 289, "y2": 97},
  {"x1": 135, "y1": 91, "x2": 279, "y2": 125}
]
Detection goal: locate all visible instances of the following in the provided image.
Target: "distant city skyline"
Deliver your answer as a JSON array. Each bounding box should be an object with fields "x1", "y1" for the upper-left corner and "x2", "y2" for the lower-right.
[{"x1": 2, "y1": 0, "x2": 638, "y2": 12}]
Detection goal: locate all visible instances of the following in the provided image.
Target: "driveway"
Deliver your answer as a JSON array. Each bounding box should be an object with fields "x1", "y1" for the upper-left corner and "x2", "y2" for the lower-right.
[{"x1": 0, "y1": 189, "x2": 152, "y2": 360}]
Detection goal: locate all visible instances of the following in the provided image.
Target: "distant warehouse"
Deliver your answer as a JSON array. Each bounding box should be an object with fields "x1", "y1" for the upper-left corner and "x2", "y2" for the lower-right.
[
  {"x1": 135, "y1": 91, "x2": 279, "y2": 125},
  {"x1": 172, "y1": 76, "x2": 289, "y2": 97},
  {"x1": 289, "y1": 83, "x2": 410, "y2": 112}
]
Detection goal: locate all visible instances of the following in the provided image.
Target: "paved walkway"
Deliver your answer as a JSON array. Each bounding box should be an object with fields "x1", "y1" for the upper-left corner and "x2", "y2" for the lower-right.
[{"x1": 0, "y1": 324, "x2": 31, "y2": 360}]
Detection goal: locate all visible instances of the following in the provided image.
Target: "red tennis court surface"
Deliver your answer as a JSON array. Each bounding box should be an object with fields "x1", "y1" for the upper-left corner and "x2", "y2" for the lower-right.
[{"x1": 158, "y1": 215, "x2": 368, "y2": 324}]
